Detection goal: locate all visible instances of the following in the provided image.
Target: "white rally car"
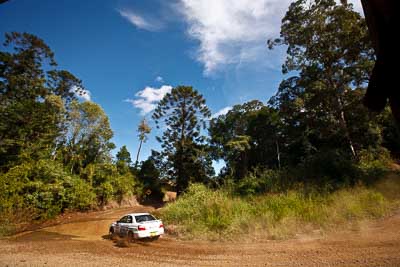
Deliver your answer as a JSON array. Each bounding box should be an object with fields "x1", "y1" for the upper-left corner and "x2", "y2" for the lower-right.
[{"x1": 109, "y1": 213, "x2": 164, "y2": 241}]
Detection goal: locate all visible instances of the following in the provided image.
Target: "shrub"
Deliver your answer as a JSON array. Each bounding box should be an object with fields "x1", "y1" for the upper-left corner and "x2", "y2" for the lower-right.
[
  {"x1": 234, "y1": 168, "x2": 288, "y2": 196},
  {"x1": 356, "y1": 147, "x2": 391, "y2": 185},
  {"x1": 24, "y1": 180, "x2": 65, "y2": 218},
  {"x1": 236, "y1": 173, "x2": 260, "y2": 195},
  {"x1": 0, "y1": 160, "x2": 67, "y2": 219},
  {"x1": 298, "y1": 150, "x2": 358, "y2": 189},
  {"x1": 95, "y1": 181, "x2": 114, "y2": 205},
  {"x1": 112, "y1": 173, "x2": 136, "y2": 203},
  {"x1": 87, "y1": 163, "x2": 137, "y2": 205},
  {"x1": 0, "y1": 160, "x2": 101, "y2": 220},
  {"x1": 64, "y1": 176, "x2": 96, "y2": 210}
]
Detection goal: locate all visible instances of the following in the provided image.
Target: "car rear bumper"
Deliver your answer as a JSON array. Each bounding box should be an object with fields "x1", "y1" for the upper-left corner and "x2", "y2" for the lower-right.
[{"x1": 134, "y1": 228, "x2": 164, "y2": 239}]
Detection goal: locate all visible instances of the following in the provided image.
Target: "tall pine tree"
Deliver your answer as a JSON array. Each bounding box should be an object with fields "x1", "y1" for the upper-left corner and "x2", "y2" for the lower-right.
[{"x1": 152, "y1": 86, "x2": 213, "y2": 195}]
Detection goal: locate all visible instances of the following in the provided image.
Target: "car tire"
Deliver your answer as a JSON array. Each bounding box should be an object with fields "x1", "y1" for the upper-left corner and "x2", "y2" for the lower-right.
[
  {"x1": 151, "y1": 235, "x2": 160, "y2": 241},
  {"x1": 109, "y1": 228, "x2": 116, "y2": 240},
  {"x1": 127, "y1": 231, "x2": 135, "y2": 243}
]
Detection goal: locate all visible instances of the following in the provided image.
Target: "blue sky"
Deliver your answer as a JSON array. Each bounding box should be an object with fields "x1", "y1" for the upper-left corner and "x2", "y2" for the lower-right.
[{"x1": 0, "y1": 0, "x2": 362, "y2": 169}]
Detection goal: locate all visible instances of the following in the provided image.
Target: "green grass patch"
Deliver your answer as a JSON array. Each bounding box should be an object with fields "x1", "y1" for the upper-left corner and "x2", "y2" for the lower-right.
[{"x1": 160, "y1": 178, "x2": 399, "y2": 240}]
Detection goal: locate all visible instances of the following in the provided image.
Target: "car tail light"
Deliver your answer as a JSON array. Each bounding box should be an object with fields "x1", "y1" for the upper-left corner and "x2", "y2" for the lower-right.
[
  {"x1": 138, "y1": 225, "x2": 146, "y2": 231},
  {"x1": 159, "y1": 224, "x2": 164, "y2": 228}
]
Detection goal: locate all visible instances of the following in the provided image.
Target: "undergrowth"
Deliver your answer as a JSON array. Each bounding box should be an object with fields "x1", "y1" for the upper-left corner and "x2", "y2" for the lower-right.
[{"x1": 160, "y1": 175, "x2": 400, "y2": 240}]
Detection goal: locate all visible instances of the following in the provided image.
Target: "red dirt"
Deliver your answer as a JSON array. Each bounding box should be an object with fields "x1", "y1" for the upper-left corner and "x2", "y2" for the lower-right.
[{"x1": 1, "y1": 206, "x2": 399, "y2": 266}]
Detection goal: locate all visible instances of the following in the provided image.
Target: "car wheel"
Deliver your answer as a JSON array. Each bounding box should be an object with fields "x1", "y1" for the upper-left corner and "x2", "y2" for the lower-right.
[
  {"x1": 152, "y1": 235, "x2": 160, "y2": 241},
  {"x1": 109, "y1": 228, "x2": 116, "y2": 240},
  {"x1": 127, "y1": 231, "x2": 135, "y2": 243}
]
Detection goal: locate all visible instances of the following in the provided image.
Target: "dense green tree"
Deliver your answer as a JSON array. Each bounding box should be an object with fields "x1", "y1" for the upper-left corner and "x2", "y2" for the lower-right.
[
  {"x1": 116, "y1": 145, "x2": 132, "y2": 165},
  {"x1": 268, "y1": 0, "x2": 376, "y2": 161},
  {"x1": 247, "y1": 106, "x2": 282, "y2": 170},
  {"x1": 138, "y1": 159, "x2": 159, "y2": 184},
  {"x1": 210, "y1": 100, "x2": 282, "y2": 179},
  {"x1": 0, "y1": 159, "x2": 96, "y2": 219},
  {"x1": 377, "y1": 108, "x2": 400, "y2": 159},
  {"x1": 0, "y1": 32, "x2": 139, "y2": 224},
  {"x1": 210, "y1": 100, "x2": 262, "y2": 179},
  {"x1": 62, "y1": 100, "x2": 114, "y2": 174},
  {"x1": 80, "y1": 162, "x2": 135, "y2": 205},
  {"x1": 137, "y1": 158, "x2": 163, "y2": 201},
  {"x1": 116, "y1": 145, "x2": 132, "y2": 174},
  {"x1": 152, "y1": 86, "x2": 212, "y2": 195},
  {"x1": 0, "y1": 32, "x2": 82, "y2": 170}
]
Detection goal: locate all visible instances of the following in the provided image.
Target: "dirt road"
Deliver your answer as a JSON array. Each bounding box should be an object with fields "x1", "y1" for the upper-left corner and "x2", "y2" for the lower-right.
[{"x1": 1, "y1": 205, "x2": 399, "y2": 266}]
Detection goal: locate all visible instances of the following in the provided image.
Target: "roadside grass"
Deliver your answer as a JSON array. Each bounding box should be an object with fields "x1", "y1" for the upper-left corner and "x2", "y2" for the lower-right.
[
  {"x1": 0, "y1": 218, "x2": 15, "y2": 238},
  {"x1": 0, "y1": 207, "x2": 40, "y2": 238},
  {"x1": 160, "y1": 175, "x2": 400, "y2": 241}
]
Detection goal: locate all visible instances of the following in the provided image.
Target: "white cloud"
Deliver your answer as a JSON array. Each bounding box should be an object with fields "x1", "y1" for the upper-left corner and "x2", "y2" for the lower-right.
[
  {"x1": 70, "y1": 85, "x2": 91, "y2": 101},
  {"x1": 178, "y1": 0, "x2": 364, "y2": 75},
  {"x1": 155, "y1": 76, "x2": 164, "y2": 83},
  {"x1": 178, "y1": 0, "x2": 292, "y2": 75},
  {"x1": 212, "y1": 106, "x2": 232, "y2": 118},
  {"x1": 126, "y1": 85, "x2": 172, "y2": 115},
  {"x1": 117, "y1": 8, "x2": 162, "y2": 31}
]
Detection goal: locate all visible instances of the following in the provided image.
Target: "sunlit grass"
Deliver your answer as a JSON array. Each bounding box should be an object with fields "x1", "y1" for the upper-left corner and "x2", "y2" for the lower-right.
[{"x1": 160, "y1": 175, "x2": 399, "y2": 240}]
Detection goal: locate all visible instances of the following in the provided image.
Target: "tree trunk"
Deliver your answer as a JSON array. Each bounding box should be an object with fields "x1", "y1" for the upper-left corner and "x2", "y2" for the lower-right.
[
  {"x1": 328, "y1": 73, "x2": 357, "y2": 159},
  {"x1": 337, "y1": 96, "x2": 357, "y2": 158},
  {"x1": 135, "y1": 139, "x2": 143, "y2": 168},
  {"x1": 177, "y1": 97, "x2": 187, "y2": 195},
  {"x1": 276, "y1": 140, "x2": 281, "y2": 170}
]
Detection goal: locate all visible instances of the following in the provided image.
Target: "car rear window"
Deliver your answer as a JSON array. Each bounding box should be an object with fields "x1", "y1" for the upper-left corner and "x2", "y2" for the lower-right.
[{"x1": 135, "y1": 214, "x2": 156, "y2": 223}]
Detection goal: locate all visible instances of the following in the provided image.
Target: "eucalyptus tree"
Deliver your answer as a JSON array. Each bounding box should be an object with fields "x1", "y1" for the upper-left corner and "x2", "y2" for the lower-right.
[
  {"x1": 63, "y1": 101, "x2": 114, "y2": 173},
  {"x1": 152, "y1": 86, "x2": 212, "y2": 195},
  {"x1": 135, "y1": 118, "x2": 151, "y2": 167},
  {"x1": 268, "y1": 0, "x2": 376, "y2": 159}
]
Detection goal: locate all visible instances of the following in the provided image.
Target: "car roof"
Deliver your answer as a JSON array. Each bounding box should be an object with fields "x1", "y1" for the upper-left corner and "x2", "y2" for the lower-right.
[{"x1": 123, "y1": 213, "x2": 153, "y2": 217}]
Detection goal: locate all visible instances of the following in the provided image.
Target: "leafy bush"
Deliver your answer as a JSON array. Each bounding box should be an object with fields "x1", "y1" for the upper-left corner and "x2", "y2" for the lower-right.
[
  {"x1": 0, "y1": 159, "x2": 140, "y2": 227},
  {"x1": 0, "y1": 161, "x2": 65, "y2": 218},
  {"x1": 234, "y1": 148, "x2": 392, "y2": 197},
  {"x1": 235, "y1": 168, "x2": 289, "y2": 195},
  {"x1": 236, "y1": 173, "x2": 260, "y2": 195},
  {"x1": 95, "y1": 181, "x2": 114, "y2": 205},
  {"x1": 356, "y1": 147, "x2": 391, "y2": 185},
  {"x1": 87, "y1": 163, "x2": 136, "y2": 205},
  {"x1": 24, "y1": 180, "x2": 65, "y2": 218},
  {"x1": 64, "y1": 176, "x2": 96, "y2": 210},
  {"x1": 112, "y1": 173, "x2": 136, "y2": 202},
  {"x1": 0, "y1": 160, "x2": 99, "y2": 220}
]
